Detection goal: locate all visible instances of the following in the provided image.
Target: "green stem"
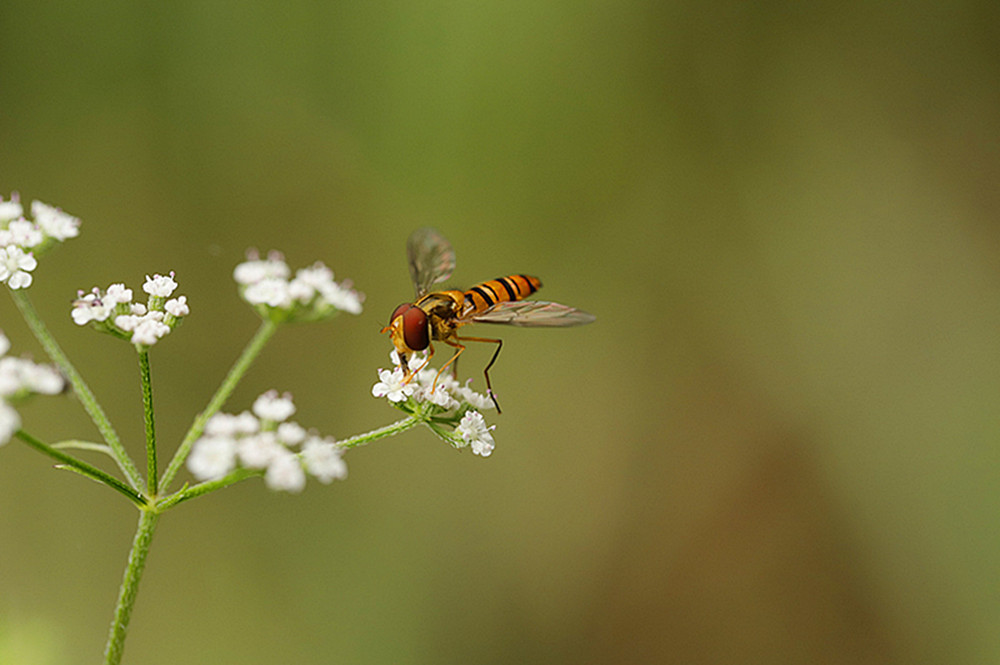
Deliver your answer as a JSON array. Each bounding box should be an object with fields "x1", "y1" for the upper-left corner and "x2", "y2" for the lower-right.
[
  {"x1": 155, "y1": 418, "x2": 419, "y2": 508},
  {"x1": 156, "y1": 468, "x2": 264, "y2": 511},
  {"x1": 52, "y1": 440, "x2": 116, "y2": 457},
  {"x1": 159, "y1": 319, "x2": 278, "y2": 490},
  {"x1": 9, "y1": 289, "x2": 144, "y2": 490},
  {"x1": 138, "y1": 350, "x2": 157, "y2": 496},
  {"x1": 15, "y1": 431, "x2": 147, "y2": 507},
  {"x1": 103, "y1": 509, "x2": 160, "y2": 665},
  {"x1": 336, "y1": 416, "x2": 420, "y2": 448}
]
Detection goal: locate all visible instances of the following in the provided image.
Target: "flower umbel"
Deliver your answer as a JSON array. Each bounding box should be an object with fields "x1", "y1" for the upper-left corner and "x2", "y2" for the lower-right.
[
  {"x1": 0, "y1": 193, "x2": 80, "y2": 289},
  {"x1": 235, "y1": 250, "x2": 364, "y2": 323},
  {"x1": 188, "y1": 390, "x2": 347, "y2": 492},
  {"x1": 71, "y1": 272, "x2": 189, "y2": 348},
  {"x1": 371, "y1": 351, "x2": 498, "y2": 456},
  {"x1": 0, "y1": 330, "x2": 66, "y2": 445}
]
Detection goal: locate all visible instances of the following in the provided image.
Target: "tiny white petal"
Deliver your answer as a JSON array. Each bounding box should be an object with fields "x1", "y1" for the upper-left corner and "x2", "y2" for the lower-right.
[
  {"x1": 238, "y1": 431, "x2": 284, "y2": 469},
  {"x1": 0, "y1": 194, "x2": 24, "y2": 223},
  {"x1": 252, "y1": 390, "x2": 296, "y2": 422},
  {"x1": 130, "y1": 317, "x2": 170, "y2": 346},
  {"x1": 372, "y1": 367, "x2": 416, "y2": 403},
  {"x1": 71, "y1": 306, "x2": 93, "y2": 326},
  {"x1": 72, "y1": 290, "x2": 115, "y2": 324},
  {"x1": 456, "y1": 384, "x2": 494, "y2": 411},
  {"x1": 0, "y1": 332, "x2": 10, "y2": 357},
  {"x1": 104, "y1": 283, "x2": 133, "y2": 305},
  {"x1": 295, "y1": 262, "x2": 335, "y2": 287},
  {"x1": 243, "y1": 278, "x2": 292, "y2": 308},
  {"x1": 0, "y1": 247, "x2": 37, "y2": 289},
  {"x1": 318, "y1": 281, "x2": 363, "y2": 314},
  {"x1": 205, "y1": 411, "x2": 261, "y2": 437},
  {"x1": 276, "y1": 421, "x2": 307, "y2": 446},
  {"x1": 234, "y1": 411, "x2": 261, "y2": 434},
  {"x1": 0, "y1": 359, "x2": 20, "y2": 397},
  {"x1": 233, "y1": 254, "x2": 291, "y2": 285},
  {"x1": 420, "y1": 383, "x2": 459, "y2": 409},
  {"x1": 21, "y1": 363, "x2": 64, "y2": 395},
  {"x1": 301, "y1": 437, "x2": 347, "y2": 483},
  {"x1": 114, "y1": 314, "x2": 139, "y2": 331},
  {"x1": 456, "y1": 410, "x2": 495, "y2": 457},
  {"x1": 5, "y1": 219, "x2": 43, "y2": 248},
  {"x1": 0, "y1": 401, "x2": 20, "y2": 445},
  {"x1": 264, "y1": 449, "x2": 306, "y2": 493},
  {"x1": 143, "y1": 272, "x2": 178, "y2": 297},
  {"x1": 204, "y1": 412, "x2": 239, "y2": 436},
  {"x1": 31, "y1": 200, "x2": 80, "y2": 240},
  {"x1": 7, "y1": 270, "x2": 33, "y2": 289},
  {"x1": 187, "y1": 435, "x2": 238, "y2": 480},
  {"x1": 165, "y1": 295, "x2": 189, "y2": 317}
]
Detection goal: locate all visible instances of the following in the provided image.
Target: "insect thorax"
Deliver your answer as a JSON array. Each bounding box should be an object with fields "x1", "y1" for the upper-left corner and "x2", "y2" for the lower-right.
[{"x1": 415, "y1": 291, "x2": 464, "y2": 340}]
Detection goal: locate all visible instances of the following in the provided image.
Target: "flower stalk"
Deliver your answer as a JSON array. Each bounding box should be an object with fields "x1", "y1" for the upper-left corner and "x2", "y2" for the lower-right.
[
  {"x1": 2, "y1": 196, "x2": 507, "y2": 664},
  {"x1": 336, "y1": 416, "x2": 421, "y2": 449},
  {"x1": 139, "y1": 350, "x2": 157, "y2": 496},
  {"x1": 15, "y1": 430, "x2": 147, "y2": 507},
  {"x1": 10, "y1": 289, "x2": 144, "y2": 489},
  {"x1": 103, "y1": 509, "x2": 160, "y2": 665},
  {"x1": 159, "y1": 318, "x2": 278, "y2": 490}
]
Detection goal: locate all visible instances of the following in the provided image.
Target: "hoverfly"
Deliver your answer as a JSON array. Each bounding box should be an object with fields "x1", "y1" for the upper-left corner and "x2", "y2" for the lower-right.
[{"x1": 382, "y1": 227, "x2": 595, "y2": 413}]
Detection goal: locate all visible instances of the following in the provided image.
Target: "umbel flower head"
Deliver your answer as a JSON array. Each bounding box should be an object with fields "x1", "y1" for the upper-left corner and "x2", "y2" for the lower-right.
[
  {"x1": 71, "y1": 272, "x2": 189, "y2": 348},
  {"x1": 234, "y1": 250, "x2": 363, "y2": 323},
  {"x1": 0, "y1": 330, "x2": 67, "y2": 446},
  {"x1": 372, "y1": 351, "x2": 497, "y2": 457},
  {"x1": 0, "y1": 193, "x2": 80, "y2": 290},
  {"x1": 187, "y1": 389, "x2": 347, "y2": 492}
]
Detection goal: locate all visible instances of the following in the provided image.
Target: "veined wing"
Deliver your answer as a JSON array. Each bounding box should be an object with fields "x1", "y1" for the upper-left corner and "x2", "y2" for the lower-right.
[
  {"x1": 407, "y1": 227, "x2": 456, "y2": 298},
  {"x1": 470, "y1": 300, "x2": 596, "y2": 327}
]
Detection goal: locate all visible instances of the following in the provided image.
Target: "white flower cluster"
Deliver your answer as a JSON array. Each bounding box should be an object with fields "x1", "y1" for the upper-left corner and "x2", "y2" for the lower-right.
[
  {"x1": 71, "y1": 272, "x2": 190, "y2": 347},
  {"x1": 187, "y1": 390, "x2": 347, "y2": 492},
  {"x1": 234, "y1": 250, "x2": 363, "y2": 322},
  {"x1": 0, "y1": 331, "x2": 66, "y2": 445},
  {"x1": 372, "y1": 352, "x2": 496, "y2": 457},
  {"x1": 0, "y1": 193, "x2": 80, "y2": 289}
]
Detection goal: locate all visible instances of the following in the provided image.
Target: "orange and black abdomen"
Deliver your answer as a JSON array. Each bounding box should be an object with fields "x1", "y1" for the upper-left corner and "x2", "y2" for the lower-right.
[{"x1": 464, "y1": 274, "x2": 541, "y2": 313}]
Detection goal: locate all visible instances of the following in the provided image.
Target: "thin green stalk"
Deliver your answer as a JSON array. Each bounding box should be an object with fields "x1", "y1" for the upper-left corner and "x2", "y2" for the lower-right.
[
  {"x1": 52, "y1": 440, "x2": 116, "y2": 457},
  {"x1": 336, "y1": 416, "x2": 420, "y2": 448},
  {"x1": 10, "y1": 289, "x2": 143, "y2": 490},
  {"x1": 103, "y1": 509, "x2": 160, "y2": 665},
  {"x1": 138, "y1": 350, "x2": 157, "y2": 496},
  {"x1": 156, "y1": 468, "x2": 263, "y2": 511},
  {"x1": 155, "y1": 418, "x2": 419, "y2": 508},
  {"x1": 160, "y1": 319, "x2": 278, "y2": 490},
  {"x1": 15, "y1": 431, "x2": 147, "y2": 507}
]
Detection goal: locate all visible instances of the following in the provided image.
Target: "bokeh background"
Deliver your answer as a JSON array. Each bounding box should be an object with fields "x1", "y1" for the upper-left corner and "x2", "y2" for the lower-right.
[{"x1": 2, "y1": 2, "x2": 999, "y2": 664}]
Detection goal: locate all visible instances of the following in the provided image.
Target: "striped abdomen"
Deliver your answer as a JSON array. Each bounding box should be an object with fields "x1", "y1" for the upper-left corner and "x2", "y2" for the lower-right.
[{"x1": 464, "y1": 274, "x2": 541, "y2": 313}]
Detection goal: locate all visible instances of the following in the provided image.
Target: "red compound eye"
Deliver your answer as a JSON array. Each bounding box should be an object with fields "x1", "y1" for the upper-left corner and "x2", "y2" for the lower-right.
[
  {"x1": 401, "y1": 306, "x2": 429, "y2": 351},
  {"x1": 389, "y1": 303, "x2": 410, "y2": 325},
  {"x1": 389, "y1": 303, "x2": 429, "y2": 351}
]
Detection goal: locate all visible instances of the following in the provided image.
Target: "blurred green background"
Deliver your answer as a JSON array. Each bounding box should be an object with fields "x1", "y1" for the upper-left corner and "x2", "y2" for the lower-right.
[{"x1": 2, "y1": 2, "x2": 999, "y2": 663}]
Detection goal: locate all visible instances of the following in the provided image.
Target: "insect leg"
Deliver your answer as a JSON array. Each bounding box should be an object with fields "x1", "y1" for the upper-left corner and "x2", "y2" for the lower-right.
[
  {"x1": 401, "y1": 343, "x2": 434, "y2": 385},
  {"x1": 453, "y1": 335, "x2": 504, "y2": 413},
  {"x1": 436, "y1": 341, "x2": 466, "y2": 391}
]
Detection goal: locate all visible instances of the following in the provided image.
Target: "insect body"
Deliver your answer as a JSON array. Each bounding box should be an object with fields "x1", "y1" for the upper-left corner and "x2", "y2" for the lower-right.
[{"x1": 383, "y1": 228, "x2": 595, "y2": 412}]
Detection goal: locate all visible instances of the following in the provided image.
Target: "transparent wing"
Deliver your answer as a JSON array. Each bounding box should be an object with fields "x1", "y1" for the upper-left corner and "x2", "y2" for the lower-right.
[
  {"x1": 407, "y1": 227, "x2": 456, "y2": 297},
  {"x1": 470, "y1": 300, "x2": 596, "y2": 327}
]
